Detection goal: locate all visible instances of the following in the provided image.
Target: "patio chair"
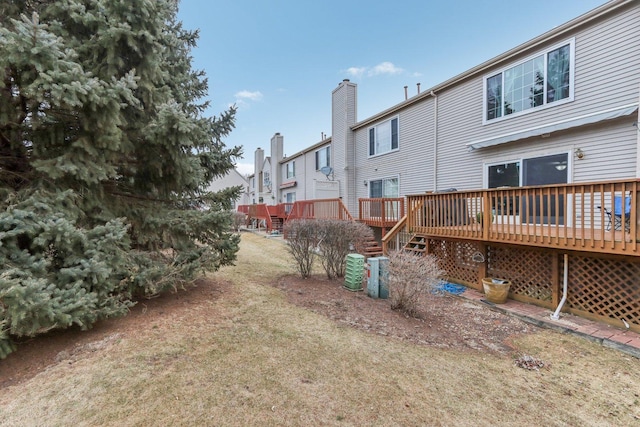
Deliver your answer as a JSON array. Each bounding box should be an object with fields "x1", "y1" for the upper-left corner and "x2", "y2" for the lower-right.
[{"x1": 599, "y1": 193, "x2": 631, "y2": 232}]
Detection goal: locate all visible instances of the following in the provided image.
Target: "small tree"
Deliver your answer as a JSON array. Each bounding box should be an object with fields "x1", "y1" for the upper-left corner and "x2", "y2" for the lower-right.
[
  {"x1": 317, "y1": 220, "x2": 373, "y2": 279},
  {"x1": 284, "y1": 219, "x2": 319, "y2": 278},
  {"x1": 386, "y1": 251, "x2": 444, "y2": 317}
]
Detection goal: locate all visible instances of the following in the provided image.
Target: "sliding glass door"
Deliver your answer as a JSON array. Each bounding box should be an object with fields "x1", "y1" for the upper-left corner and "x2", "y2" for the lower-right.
[{"x1": 487, "y1": 153, "x2": 568, "y2": 224}]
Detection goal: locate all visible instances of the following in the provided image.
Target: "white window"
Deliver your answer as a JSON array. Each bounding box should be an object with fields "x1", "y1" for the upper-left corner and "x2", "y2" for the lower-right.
[
  {"x1": 486, "y1": 153, "x2": 568, "y2": 224},
  {"x1": 368, "y1": 176, "x2": 399, "y2": 198},
  {"x1": 286, "y1": 161, "x2": 295, "y2": 179},
  {"x1": 315, "y1": 146, "x2": 330, "y2": 170},
  {"x1": 285, "y1": 192, "x2": 296, "y2": 203},
  {"x1": 368, "y1": 117, "x2": 399, "y2": 156},
  {"x1": 485, "y1": 39, "x2": 574, "y2": 122},
  {"x1": 263, "y1": 171, "x2": 270, "y2": 187}
]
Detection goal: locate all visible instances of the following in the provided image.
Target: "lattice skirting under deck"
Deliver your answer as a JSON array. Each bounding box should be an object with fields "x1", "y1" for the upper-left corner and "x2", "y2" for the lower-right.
[{"x1": 424, "y1": 237, "x2": 640, "y2": 332}]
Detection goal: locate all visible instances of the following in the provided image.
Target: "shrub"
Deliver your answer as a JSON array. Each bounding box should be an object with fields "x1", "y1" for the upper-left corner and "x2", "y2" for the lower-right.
[
  {"x1": 231, "y1": 211, "x2": 247, "y2": 231},
  {"x1": 386, "y1": 251, "x2": 444, "y2": 317},
  {"x1": 316, "y1": 220, "x2": 373, "y2": 279},
  {"x1": 284, "y1": 219, "x2": 319, "y2": 278}
]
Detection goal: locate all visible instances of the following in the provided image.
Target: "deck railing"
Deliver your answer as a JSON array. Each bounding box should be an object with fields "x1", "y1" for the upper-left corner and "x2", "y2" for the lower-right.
[
  {"x1": 286, "y1": 198, "x2": 353, "y2": 222},
  {"x1": 247, "y1": 204, "x2": 273, "y2": 231},
  {"x1": 405, "y1": 179, "x2": 640, "y2": 256},
  {"x1": 381, "y1": 216, "x2": 412, "y2": 253},
  {"x1": 358, "y1": 198, "x2": 405, "y2": 229}
]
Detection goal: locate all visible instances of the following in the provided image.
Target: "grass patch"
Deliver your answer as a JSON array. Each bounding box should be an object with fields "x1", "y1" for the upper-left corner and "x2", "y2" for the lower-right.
[{"x1": 1, "y1": 232, "x2": 639, "y2": 426}]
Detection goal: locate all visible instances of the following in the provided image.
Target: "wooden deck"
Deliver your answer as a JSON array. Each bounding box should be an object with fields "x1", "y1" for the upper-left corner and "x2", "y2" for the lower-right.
[
  {"x1": 414, "y1": 222, "x2": 638, "y2": 255},
  {"x1": 404, "y1": 179, "x2": 640, "y2": 257}
]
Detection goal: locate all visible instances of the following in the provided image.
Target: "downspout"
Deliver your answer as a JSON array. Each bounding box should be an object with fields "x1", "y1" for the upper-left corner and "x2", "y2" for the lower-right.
[
  {"x1": 636, "y1": 83, "x2": 640, "y2": 179},
  {"x1": 431, "y1": 90, "x2": 438, "y2": 191},
  {"x1": 550, "y1": 254, "x2": 569, "y2": 320}
]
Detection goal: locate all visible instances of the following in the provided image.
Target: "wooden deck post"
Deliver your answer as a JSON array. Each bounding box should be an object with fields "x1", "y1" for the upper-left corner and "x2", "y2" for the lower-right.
[
  {"x1": 635, "y1": 183, "x2": 640, "y2": 243},
  {"x1": 477, "y1": 243, "x2": 487, "y2": 290},
  {"x1": 482, "y1": 190, "x2": 492, "y2": 240}
]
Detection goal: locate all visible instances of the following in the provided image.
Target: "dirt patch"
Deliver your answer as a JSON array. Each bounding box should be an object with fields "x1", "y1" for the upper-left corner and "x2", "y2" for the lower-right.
[
  {"x1": 0, "y1": 278, "x2": 231, "y2": 389},
  {"x1": 1, "y1": 273, "x2": 536, "y2": 389},
  {"x1": 273, "y1": 274, "x2": 534, "y2": 353}
]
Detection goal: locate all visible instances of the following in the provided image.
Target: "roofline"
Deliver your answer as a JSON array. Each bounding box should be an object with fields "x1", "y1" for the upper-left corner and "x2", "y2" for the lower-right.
[
  {"x1": 352, "y1": 0, "x2": 633, "y2": 130},
  {"x1": 279, "y1": 137, "x2": 332, "y2": 164},
  {"x1": 231, "y1": 167, "x2": 250, "y2": 183}
]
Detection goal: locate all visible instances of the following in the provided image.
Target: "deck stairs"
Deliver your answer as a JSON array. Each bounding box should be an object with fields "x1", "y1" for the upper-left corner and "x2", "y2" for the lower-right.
[
  {"x1": 270, "y1": 216, "x2": 284, "y2": 233},
  {"x1": 360, "y1": 237, "x2": 383, "y2": 258},
  {"x1": 403, "y1": 234, "x2": 427, "y2": 255}
]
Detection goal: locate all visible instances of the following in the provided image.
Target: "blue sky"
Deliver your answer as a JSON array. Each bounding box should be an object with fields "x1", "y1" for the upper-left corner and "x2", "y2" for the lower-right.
[{"x1": 177, "y1": 0, "x2": 608, "y2": 176}]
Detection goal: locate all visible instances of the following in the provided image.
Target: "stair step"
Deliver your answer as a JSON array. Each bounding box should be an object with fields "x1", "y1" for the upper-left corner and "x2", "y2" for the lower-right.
[{"x1": 402, "y1": 234, "x2": 428, "y2": 254}]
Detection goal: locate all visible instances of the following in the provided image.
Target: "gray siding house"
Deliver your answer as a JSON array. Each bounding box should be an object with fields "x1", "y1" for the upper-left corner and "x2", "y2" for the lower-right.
[
  {"x1": 245, "y1": 0, "x2": 640, "y2": 332},
  {"x1": 330, "y1": 0, "x2": 638, "y2": 212},
  {"x1": 206, "y1": 168, "x2": 250, "y2": 209}
]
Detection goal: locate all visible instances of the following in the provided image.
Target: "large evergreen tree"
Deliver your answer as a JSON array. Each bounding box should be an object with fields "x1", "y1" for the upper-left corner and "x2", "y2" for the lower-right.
[{"x1": 0, "y1": 0, "x2": 242, "y2": 357}]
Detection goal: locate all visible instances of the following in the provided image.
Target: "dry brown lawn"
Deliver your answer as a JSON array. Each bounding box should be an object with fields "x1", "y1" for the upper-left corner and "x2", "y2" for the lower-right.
[{"x1": 0, "y1": 232, "x2": 639, "y2": 426}]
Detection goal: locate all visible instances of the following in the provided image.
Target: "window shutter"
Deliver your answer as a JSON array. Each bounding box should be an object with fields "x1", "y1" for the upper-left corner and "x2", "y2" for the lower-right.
[
  {"x1": 391, "y1": 118, "x2": 398, "y2": 150},
  {"x1": 369, "y1": 128, "x2": 375, "y2": 155},
  {"x1": 315, "y1": 151, "x2": 319, "y2": 170}
]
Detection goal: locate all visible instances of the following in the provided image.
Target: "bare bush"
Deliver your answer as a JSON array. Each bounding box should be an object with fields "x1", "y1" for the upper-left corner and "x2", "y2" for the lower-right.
[
  {"x1": 231, "y1": 211, "x2": 247, "y2": 231},
  {"x1": 284, "y1": 219, "x2": 319, "y2": 278},
  {"x1": 386, "y1": 251, "x2": 444, "y2": 317},
  {"x1": 317, "y1": 220, "x2": 373, "y2": 279}
]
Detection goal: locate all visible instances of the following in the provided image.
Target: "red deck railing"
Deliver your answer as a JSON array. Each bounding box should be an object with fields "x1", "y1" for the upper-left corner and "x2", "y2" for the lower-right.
[{"x1": 238, "y1": 198, "x2": 354, "y2": 232}]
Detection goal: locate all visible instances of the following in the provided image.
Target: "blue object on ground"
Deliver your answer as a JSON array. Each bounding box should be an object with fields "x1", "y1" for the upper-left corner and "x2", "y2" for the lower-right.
[{"x1": 433, "y1": 282, "x2": 467, "y2": 295}]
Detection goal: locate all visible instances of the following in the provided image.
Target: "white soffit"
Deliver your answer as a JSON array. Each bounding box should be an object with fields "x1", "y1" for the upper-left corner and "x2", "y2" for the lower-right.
[{"x1": 467, "y1": 104, "x2": 639, "y2": 151}]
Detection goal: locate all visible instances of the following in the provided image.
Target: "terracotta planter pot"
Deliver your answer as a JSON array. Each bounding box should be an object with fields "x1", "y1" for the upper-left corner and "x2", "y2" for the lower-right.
[{"x1": 482, "y1": 277, "x2": 511, "y2": 304}]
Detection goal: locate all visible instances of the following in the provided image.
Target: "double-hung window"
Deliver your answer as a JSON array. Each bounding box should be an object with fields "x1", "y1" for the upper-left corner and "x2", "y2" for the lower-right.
[
  {"x1": 315, "y1": 146, "x2": 330, "y2": 170},
  {"x1": 368, "y1": 117, "x2": 398, "y2": 156},
  {"x1": 485, "y1": 39, "x2": 574, "y2": 122},
  {"x1": 286, "y1": 161, "x2": 295, "y2": 179}
]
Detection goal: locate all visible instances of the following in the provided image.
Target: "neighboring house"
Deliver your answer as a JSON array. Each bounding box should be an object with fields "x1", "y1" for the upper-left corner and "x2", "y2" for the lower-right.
[
  {"x1": 247, "y1": 133, "x2": 338, "y2": 205},
  {"x1": 250, "y1": 147, "x2": 272, "y2": 205},
  {"x1": 278, "y1": 137, "x2": 338, "y2": 204},
  {"x1": 205, "y1": 167, "x2": 250, "y2": 209}
]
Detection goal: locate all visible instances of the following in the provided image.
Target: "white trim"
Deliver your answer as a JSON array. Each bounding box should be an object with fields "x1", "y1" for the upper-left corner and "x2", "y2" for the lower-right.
[
  {"x1": 367, "y1": 115, "x2": 400, "y2": 158},
  {"x1": 315, "y1": 145, "x2": 331, "y2": 171},
  {"x1": 483, "y1": 151, "x2": 573, "y2": 188},
  {"x1": 367, "y1": 174, "x2": 400, "y2": 198},
  {"x1": 482, "y1": 38, "x2": 576, "y2": 125}
]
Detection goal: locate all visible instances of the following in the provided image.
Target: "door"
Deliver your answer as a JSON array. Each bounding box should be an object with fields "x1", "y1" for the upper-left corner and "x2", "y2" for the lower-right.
[{"x1": 522, "y1": 153, "x2": 568, "y2": 224}]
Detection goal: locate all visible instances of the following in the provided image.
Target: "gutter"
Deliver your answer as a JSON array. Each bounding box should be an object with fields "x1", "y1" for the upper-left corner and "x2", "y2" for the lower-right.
[
  {"x1": 431, "y1": 90, "x2": 438, "y2": 191},
  {"x1": 351, "y1": 0, "x2": 633, "y2": 131}
]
